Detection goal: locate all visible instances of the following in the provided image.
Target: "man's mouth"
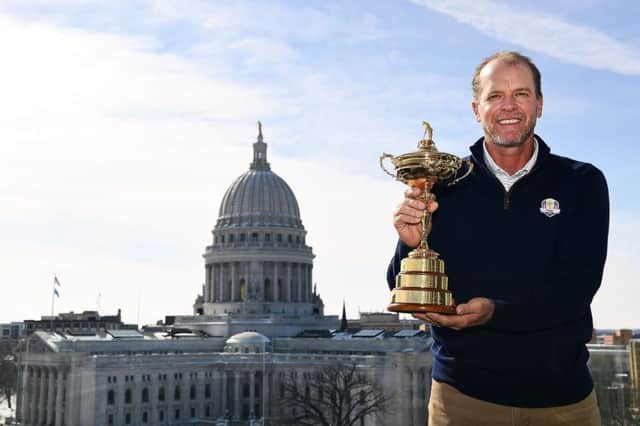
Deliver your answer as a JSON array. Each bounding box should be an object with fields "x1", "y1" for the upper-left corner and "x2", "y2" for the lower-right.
[{"x1": 497, "y1": 118, "x2": 521, "y2": 125}]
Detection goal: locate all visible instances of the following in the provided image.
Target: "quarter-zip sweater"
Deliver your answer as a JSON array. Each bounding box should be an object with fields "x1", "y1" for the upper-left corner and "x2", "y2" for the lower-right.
[{"x1": 387, "y1": 136, "x2": 609, "y2": 408}]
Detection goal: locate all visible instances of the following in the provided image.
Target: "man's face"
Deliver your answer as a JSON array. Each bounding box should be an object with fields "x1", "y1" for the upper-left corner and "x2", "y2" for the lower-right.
[{"x1": 472, "y1": 60, "x2": 543, "y2": 148}]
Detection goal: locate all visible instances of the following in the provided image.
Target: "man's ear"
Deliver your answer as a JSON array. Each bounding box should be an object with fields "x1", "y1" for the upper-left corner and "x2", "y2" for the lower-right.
[
  {"x1": 536, "y1": 96, "x2": 543, "y2": 118},
  {"x1": 472, "y1": 101, "x2": 480, "y2": 122}
]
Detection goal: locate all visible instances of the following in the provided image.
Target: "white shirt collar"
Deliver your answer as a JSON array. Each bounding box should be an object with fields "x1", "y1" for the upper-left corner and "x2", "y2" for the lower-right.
[
  {"x1": 483, "y1": 138, "x2": 539, "y2": 190},
  {"x1": 483, "y1": 138, "x2": 538, "y2": 177}
]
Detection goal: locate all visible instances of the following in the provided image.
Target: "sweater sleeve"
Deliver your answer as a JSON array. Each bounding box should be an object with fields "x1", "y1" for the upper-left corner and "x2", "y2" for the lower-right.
[
  {"x1": 386, "y1": 240, "x2": 412, "y2": 291},
  {"x1": 488, "y1": 166, "x2": 609, "y2": 332}
]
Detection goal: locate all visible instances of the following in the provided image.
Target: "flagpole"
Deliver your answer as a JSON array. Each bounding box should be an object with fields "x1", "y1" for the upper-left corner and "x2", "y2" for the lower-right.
[{"x1": 51, "y1": 275, "x2": 55, "y2": 332}]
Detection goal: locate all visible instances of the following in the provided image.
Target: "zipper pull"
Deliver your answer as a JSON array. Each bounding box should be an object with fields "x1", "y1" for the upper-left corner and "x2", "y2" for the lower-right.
[{"x1": 503, "y1": 192, "x2": 510, "y2": 209}]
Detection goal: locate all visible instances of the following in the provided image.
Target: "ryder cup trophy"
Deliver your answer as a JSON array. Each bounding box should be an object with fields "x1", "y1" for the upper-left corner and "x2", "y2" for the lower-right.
[{"x1": 380, "y1": 121, "x2": 473, "y2": 314}]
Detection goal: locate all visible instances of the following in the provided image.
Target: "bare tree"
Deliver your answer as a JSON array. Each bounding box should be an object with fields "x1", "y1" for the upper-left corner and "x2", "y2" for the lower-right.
[
  {"x1": 280, "y1": 361, "x2": 393, "y2": 426},
  {"x1": 0, "y1": 340, "x2": 17, "y2": 409}
]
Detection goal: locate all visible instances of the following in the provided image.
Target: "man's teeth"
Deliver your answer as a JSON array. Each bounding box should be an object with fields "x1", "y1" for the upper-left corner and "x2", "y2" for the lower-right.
[{"x1": 498, "y1": 119, "x2": 520, "y2": 124}]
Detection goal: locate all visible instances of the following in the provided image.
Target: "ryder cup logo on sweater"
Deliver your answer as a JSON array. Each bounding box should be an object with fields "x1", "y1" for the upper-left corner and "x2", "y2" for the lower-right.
[{"x1": 539, "y1": 198, "x2": 561, "y2": 217}]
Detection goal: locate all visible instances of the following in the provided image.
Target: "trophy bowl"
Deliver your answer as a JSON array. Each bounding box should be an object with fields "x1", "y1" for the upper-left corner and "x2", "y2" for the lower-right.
[{"x1": 381, "y1": 121, "x2": 473, "y2": 314}]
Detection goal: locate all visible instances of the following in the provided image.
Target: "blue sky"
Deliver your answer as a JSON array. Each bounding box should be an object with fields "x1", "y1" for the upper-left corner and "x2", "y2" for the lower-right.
[{"x1": 0, "y1": 0, "x2": 638, "y2": 328}]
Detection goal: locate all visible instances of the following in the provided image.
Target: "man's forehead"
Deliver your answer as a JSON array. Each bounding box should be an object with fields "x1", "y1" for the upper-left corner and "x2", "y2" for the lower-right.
[{"x1": 478, "y1": 60, "x2": 535, "y2": 89}]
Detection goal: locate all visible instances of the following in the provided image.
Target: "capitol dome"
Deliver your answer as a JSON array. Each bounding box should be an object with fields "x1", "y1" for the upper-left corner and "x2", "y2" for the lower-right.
[
  {"x1": 224, "y1": 331, "x2": 272, "y2": 353},
  {"x1": 198, "y1": 122, "x2": 319, "y2": 321},
  {"x1": 215, "y1": 123, "x2": 302, "y2": 229}
]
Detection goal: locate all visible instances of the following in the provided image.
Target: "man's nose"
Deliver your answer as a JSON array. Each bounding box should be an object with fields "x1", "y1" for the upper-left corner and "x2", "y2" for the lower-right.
[{"x1": 501, "y1": 94, "x2": 517, "y2": 110}]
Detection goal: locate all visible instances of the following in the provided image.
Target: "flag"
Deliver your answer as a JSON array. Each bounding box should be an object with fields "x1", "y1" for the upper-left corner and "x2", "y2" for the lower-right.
[{"x1": 53, "y1": 275, "x2": 61, "y2": 298}]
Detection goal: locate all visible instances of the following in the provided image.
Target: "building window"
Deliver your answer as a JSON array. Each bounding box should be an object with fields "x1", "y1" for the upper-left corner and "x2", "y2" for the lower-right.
[
  {"x1": 142, "y1": 411, "x2": 148, "y2": 423},
  {"x1": 108, "y1": 414, "x2": 114, "y2": 425},
  {"x1": 220, "y1": 235, "x2": 224, "y2": 243},
  {"x1": 265, "y1": 233, "x2": 271, "y2": 242},
  {"x1": 296, "y1": 235, "x2": 300, "y2": 244},
  {"x1": 277, "y1": 234, "x2": 282, "y2": 242},
  {"x1": 205, "y1": 383, "x2": 211, "y2": 398},
  {"x1": 229, "y1": 234, "x2": 234, "y2": 243},
  {"x1": 175, "y1": 408, "x2": 180, "y2": 420},
  {"x1": 190, "y1": 384, "x2": 196, "y2": 400},
  {"x1": 240, "y1": 233, "x2": 246, "y2": 242},
  {"x1": 107, "y1": 389, "x2": 115, "y2": 405},
  {"x1": 191, "y1": 407, "x2": 196, "y2": 418},
  {"x1": 125, "y1": 388, "x2": 132, "y2": 404},
  {"x1": 251, "y1": 232, "x2": 258, "y2": 242},
  {"x1": 158, "y1": 386, "x2": 165, "y2": 401},
  {"x1": 125, "y1": 413, "x2": 131, "y2": 424},
  {"x1": 205, "y1": 405, "x2": 210, "y2": 417},
  {"x1": 288, "y1": 235, "x2": 293, "y2": 243},
  {"x1": 174, "y1": 385, "x2": 181, "y2": 401},
  {"x1": 142, "y1": 387, "x2": 149, "y2": 403},
  {"x1": 159, "y1": 410, "x2": 164, "y2": 422}
]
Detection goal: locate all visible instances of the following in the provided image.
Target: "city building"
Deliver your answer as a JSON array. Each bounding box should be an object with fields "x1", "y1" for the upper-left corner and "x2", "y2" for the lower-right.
[
  {"x1": 16, "y1": 125, "x2": 432, "y2": 426},
  {"x1": 23, "y1": 310, "x2": 135, "y2": 336},
  {"x1": 0, "y1": 322, "x2": 26, "y2": 339}
]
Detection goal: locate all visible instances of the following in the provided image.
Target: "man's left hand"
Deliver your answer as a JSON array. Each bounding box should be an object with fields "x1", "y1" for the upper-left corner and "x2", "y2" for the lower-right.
[{"x1": 414, "y1": 297, "x2": 495, "y2": 330}]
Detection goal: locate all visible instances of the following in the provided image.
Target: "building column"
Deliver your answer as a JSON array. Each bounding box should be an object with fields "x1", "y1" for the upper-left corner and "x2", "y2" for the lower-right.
[
  {"x1": 260, "y1": 262, "x2": 266, "y2": 302},
  {"x1": 19, "y1": 367, "x2": 28, "y2": 424},
  {"x1": 149, "y1": 375, "x2": 158, "y2": 425},
  {"x1": 412, "y1": 368, "x2": 420, "y2": 426},
  {"x1": 263, "y1": 370, "x2": 270, "y2": 420},
  {"x1": 218, "y1": 263, "x2": 224, "y2": 302},
  {"x1": 211, "y1": 264, "x2": 217, "y2": 302},
  {"x1": 18, "y1": 366, "x2": 28, "y2": 423},
  {"x1": 286, "y1": 263, "x2": 292, "y2": 303},
  {"x1": 302, "y1": 263, "x2": 311, "y2": 303},
  {"x1": 249, "y1": 371, "x2": 255, "y2": 418},
  {"x1": 297, "y1": 265, "x2": 303, "y2": 303},
  {"x1": 273, "y1": 262, "x2": 279, "y2": 302},
  {"x1": 231, "y1": 263, "x2": 238, "y2": 302},
  {"x1": 221, "y1": 370, "x2": 228, "y2": 419},
  {"x1": 233, "y1": 371, "x2": 241, "y2": 420},
  {"x1": 205, "y1": 264, "x2": 212, "y2": 302},
  {"x1": 54, "y1": 369, "x2": 65, "y2": 426},
  {"x1": 33, "y1": 368, "x2": 41, "y2": 425},
  {"x1": 38, "y1": 367, "x2": 47, "y2": 425},
  {"x1": 46, "y1": 368, "x2": 55, "y2": 425},
  {"x1": 15, "y1": 366, "x2": 22, "y2": 423},
  {"x1": 29, "y1": 368, "x2": 39, "y2": 425},
  {"x1": 308, "y1": 264, "x2": 313, "y2": 302}
]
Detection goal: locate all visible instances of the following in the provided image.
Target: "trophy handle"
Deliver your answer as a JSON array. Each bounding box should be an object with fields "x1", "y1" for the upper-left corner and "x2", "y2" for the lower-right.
[
  {"x1": 449, "y1": 159, "x2": 474, "y2": 186},
  {"x1": 379, "y1": 153, "x2": 397, "y2": 178}
]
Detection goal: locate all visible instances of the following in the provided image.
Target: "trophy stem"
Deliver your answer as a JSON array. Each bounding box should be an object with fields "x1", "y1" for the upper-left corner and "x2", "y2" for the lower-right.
[{"x1": 420, "y1": 178, "x2": 437, "y2": 251}]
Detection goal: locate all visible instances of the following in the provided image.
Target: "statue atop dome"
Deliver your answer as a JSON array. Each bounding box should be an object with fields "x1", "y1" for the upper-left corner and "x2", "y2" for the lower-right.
[{"x1": 251, "y1": 120, "x2": 270, "y2": 171}]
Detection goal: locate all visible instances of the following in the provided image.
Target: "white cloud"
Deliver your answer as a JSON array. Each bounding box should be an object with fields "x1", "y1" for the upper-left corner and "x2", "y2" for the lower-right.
[
  {"x1": 0, "y1": 10, "x2": 396, "y2": 325},
  {"x1": 149, "y1": 0, "x2": 386, "y2": 44},
  {"x1": 592, "y1": 212, "x2": 640, "y2": 329},
  {"x1": 412, "y1": 0, "x2": 640, "y2": 75}
]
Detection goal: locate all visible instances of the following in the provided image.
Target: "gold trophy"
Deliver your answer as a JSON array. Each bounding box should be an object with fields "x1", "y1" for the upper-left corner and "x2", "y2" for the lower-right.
[{"x1": 380, "y1": 121, "x2": 473, "y2": 314}]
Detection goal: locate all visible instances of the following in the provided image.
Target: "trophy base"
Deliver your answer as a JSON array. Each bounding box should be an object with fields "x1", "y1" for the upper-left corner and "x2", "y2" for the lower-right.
[{"x1": 387, "y1": 302, "x2": 456, "y2": 314}]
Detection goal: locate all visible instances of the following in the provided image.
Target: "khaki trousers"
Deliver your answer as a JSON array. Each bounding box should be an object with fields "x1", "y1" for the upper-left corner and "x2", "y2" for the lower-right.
[{"x1": 428, "y1": 380, "x2": 601, "y2": 426}]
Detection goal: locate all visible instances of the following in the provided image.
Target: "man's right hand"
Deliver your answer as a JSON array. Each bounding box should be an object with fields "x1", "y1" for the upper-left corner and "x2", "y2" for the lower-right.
[{"x1": 393, "y1": 187, "x2": 439, "y2": 248}]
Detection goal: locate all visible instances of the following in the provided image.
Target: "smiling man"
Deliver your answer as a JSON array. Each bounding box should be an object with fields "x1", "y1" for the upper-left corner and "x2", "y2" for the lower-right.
[{"x1": 388, "y1": 51, "x2": 609, "y2": 425}]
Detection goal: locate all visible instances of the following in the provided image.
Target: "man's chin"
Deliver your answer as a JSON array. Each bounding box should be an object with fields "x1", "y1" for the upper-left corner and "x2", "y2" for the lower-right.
[{"x1": 493, "y1": 138, "x2": 526, "y2": 148}]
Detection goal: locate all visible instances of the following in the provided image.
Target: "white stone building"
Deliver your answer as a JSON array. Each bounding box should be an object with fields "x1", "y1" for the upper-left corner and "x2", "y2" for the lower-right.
[{"x1": 16, "y1": 125, "x2": 432, "y2": 425}]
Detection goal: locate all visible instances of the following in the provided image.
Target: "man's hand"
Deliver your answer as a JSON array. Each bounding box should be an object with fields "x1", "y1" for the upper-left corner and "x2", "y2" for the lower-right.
[
  {"x1": 413, "y1": 298, "x2": 495, "y2": 330},
  {"x1": 393, "y1": 187, "x2": 438, "y2": 248}
]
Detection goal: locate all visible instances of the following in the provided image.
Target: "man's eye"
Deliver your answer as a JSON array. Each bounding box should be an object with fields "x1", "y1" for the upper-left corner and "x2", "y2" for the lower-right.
[
  {"x1": 487, "y1": 94, "x2": 500, "y2": 101},
  {"x1": 515, "y1": 91, "x2": 529, "y2": 97}
]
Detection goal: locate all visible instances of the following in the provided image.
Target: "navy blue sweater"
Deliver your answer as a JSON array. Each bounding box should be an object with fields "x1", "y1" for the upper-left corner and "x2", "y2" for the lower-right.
[{"x1": 387, "y1": 136, "x2": 609, "y2": 407}]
